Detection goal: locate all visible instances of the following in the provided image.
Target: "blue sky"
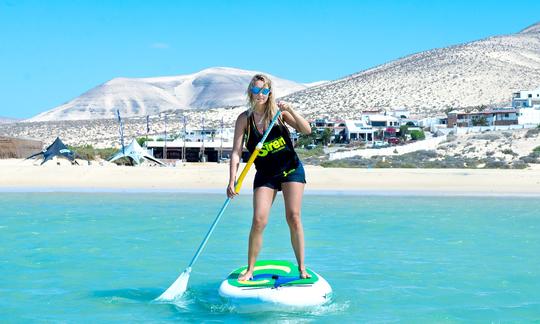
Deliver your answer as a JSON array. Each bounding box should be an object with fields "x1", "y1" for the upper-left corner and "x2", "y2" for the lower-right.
[{"x1": 1, "y1": 0, "x2": 539, "y2": 119}]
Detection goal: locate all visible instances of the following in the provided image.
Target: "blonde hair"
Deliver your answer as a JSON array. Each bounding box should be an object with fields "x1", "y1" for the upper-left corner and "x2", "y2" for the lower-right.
[{"x1": 246, "y1": 74, "x2": 278, "y2": 127}]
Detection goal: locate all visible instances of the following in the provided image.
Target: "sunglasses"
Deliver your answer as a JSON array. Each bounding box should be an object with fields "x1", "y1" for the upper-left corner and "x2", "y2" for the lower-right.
[{"x1": 251, "y1": 86, "x2": 271, "y2": 95}]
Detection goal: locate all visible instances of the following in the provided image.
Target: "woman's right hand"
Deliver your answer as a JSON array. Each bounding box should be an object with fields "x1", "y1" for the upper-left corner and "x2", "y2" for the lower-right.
[{"x1": 227, "y1": 182, "x2": 238, "y2": 199}]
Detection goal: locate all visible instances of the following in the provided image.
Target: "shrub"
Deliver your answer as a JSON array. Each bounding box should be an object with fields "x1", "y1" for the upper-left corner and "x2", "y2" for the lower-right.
[
  {"x1": 501, "y1": 149, "x2": 518, "y2": 157},
  {"x1": 296, "y1": 146, "x2": 325, "y2": 160},
  {"x1": 484, "y1": 160, "x2": 509, "y2": 169},
  {"x1": 68, "y1": 145, "x2": 122, "y2": 161},
  {"x1": 96, "y1": 148, "x2": 118, "y2": 160},
  {"x1": 525, "y1": 128, "x2": 540, "y2": 138},
  {"x1": 520, "y1": 156, "x2": 540, "y2": 164},
  {"x1": 442, "y1": 134, "x2": 458, "y2": 143},
  {"x1": 410, "y1": 130, "x2": 425, "y2": 140},
  {"x1": 137, "y1": 137, "x2": 150, "y2": 147},
  {"x1": 69, "y1": 145, "x2": 96, "y2": 160},
  {"x1": 472, "y1": 116, "x2": 488, "y2": 126},
  {"x1": 472, "y1": 133, "x2": 501, "y2": 140},
  {"x1": 399, "y1": 125, "x2": 409, "y2": 139},
  {"x1": 511, "y1": 160, "x2": 528, "y2": 169},
  {"x1": 375, "y1": 160, "x2": 392, "y2": 168}
]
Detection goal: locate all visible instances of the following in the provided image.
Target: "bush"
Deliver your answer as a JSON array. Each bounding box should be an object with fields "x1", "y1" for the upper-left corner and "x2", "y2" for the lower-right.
[
  {"x1": 399, "y1": 125, "x2": 409, "y2": 139},
  {"x1": 296, "y1": 146, "x2": 325, "y2": 159},
  {"x1": 501, "y1": 149, "x2": 518, "y2": 157},
  {"x1": 525, "y1": 128, "x2": 540, "y2": 138},
  {"x1": 472, "y1": 116, "x2": 488, "y2": 126},
  {"x1": 511, "y1": 160, "x2": 528, "y2": 169},
  {"x1": 69, "y1": 145, "x2": 96, "y2": 160},
  {"x1": 296, "y1": 126, "x2": 318, "y2": 147},
  {"x1": 484, "y1": 160, "x2": 509, "y2": 169},
  {"x1": 137, "y1": 137, "x2": 150, "y2": 147},
  {"x1": 67, "y1": 145, "x2": 122, "y2": 161},
  {"x1": 410, "y1": 130, "x2": 425, "y2": 140},
  {"x1": 96, "y1": 148, "x2": 119, "y2": 160},
  {"x1": 472, "y1": 133, "x2": 501, "y2": 141},
  {"x1": 520, "y1": 156, "x2": 540, "y2": 164}
]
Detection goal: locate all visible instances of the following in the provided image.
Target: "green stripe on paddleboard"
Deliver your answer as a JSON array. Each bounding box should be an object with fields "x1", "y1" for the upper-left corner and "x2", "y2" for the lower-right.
[{"x1": 226, "y1": 260, "x2": 318, "y2": 287}]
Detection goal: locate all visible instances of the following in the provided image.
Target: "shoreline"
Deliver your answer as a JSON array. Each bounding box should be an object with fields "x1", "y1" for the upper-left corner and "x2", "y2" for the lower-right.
[
  {"x1": 1, "y1": 159, "x2": 539, "y2": 196},
  {"x1": 1, "y1": 187, "x2": 540, "y2": 197}
]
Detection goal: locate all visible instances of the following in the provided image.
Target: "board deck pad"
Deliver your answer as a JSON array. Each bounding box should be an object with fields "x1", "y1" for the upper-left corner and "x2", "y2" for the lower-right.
[{"x1": 226, "y1": 260, "x2": 318, "y2": 288}]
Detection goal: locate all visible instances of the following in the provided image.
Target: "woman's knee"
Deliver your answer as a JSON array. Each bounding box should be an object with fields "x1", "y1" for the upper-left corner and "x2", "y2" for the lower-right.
[
  {"x1": 252, "y1": 216, "x2": 268, "y2": 232},
  {"x1": 286, "y1": 211, "x2": 302, "y2": 228}
]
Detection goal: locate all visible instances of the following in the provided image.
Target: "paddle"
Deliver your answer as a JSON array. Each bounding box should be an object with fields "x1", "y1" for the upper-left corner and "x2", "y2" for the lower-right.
[{"x1": 155, "y1": 110, "x2": 282, "y2": 302}]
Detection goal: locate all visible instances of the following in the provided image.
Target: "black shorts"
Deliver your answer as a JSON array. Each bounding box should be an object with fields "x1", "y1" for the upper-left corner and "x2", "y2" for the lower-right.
[{"x1": 253, "y1": 163, "x2": 306, "y2": 191}]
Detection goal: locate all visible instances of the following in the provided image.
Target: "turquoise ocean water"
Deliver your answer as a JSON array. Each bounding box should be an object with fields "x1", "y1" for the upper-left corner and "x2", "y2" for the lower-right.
[{"x1": 1, "y1": 192, "x2": 539, "y2": 322}]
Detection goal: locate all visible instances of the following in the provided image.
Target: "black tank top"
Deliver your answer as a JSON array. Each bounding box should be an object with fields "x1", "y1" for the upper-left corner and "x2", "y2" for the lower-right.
[{"x1": 245, "y1": 112, "x2": 300, "y2": 177}]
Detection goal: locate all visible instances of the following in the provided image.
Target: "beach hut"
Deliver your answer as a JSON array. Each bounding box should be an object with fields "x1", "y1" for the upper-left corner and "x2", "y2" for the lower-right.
[
  {"x1": 109, "y1": 139, "x2": 166, "y2": 166},
  {"x1": 25, "y1": 137, "x2": 79, "y2": 165}
]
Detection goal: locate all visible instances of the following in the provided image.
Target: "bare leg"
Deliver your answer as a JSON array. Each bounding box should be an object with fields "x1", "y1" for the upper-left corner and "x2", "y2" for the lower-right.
[
  {"x1": 238, "y1": 186, "x2": 277, "y2": 281},
  {"x1": 282, "y1": 182, "x2": 311, "y2": 279}
]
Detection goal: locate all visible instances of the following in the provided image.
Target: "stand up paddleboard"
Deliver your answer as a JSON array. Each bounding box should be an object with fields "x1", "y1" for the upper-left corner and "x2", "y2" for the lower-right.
[{"x1": 219, "y1": 260, "x2": 332, "y2": 309}]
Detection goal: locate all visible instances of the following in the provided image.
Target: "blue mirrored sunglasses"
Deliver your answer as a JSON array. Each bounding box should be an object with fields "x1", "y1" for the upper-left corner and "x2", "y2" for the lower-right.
[{"x1": 251, "y1": 86, "x2": 271, "y2": 95}]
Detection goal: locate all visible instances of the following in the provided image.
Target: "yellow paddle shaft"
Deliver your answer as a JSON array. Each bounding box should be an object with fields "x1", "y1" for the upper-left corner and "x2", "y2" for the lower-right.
[{"x1": 234, "y1": 146, "x2": 261, "y2": 193}]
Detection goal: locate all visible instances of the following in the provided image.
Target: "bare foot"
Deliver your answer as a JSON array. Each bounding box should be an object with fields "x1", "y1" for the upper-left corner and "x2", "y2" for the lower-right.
[
  {"x1": 238, "y1": 270, "x2": 253, "y2": 281},
  {"x1": 299, "y1": 267, "x2": 312, "y2": 279}
]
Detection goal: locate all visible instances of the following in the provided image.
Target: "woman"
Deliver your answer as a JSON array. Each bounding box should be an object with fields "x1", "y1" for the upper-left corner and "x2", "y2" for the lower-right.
[{"x1": 227, "y1": 74, "x2": 312, "y2": 281}]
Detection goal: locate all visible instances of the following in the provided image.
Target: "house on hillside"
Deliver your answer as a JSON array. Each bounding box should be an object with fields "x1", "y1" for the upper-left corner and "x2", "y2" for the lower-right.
[
  {"x1": 307, "y1": 118, "x2": 345, "y2": 144},
  {"x1": 513, "y1": 87, "x2": 540, "y2": 125},
  {"x1": 418, "y1": 115, "x2": 447, "y2": 132},
  {"x1": 512, "y1": 87, "x2": 540, "y2": 108},
  {"x1": 365, "y1": 114, "x2": 400, "y2": 129},
  {"x1": 389, "y1": 108, "x2": 410, "y2": 119},
  {"x1": 344, "y1": 120, "x2": 374, "y2": 143},
  {"x1": 447, "y1": 108, "x2": 519, "y2": 127}
]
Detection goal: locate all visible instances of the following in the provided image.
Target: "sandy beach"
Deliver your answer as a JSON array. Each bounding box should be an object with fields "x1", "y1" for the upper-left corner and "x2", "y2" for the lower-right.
[{"x1": 1, "y1": 158, "x2": 539, "y2": 196}]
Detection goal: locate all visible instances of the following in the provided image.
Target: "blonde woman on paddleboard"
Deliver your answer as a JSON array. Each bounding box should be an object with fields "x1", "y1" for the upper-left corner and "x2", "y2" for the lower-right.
[{"x1": 227, "y1": 74, "x2": 312, "y2": 281}]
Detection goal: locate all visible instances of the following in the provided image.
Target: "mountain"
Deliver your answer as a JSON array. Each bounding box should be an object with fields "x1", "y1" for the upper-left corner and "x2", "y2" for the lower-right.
[
  {"x1": 284, "y1": 22, "x2": 540, "y2": 119},
  {"x1": 28, "y1": 67, "x2": 319, "y2": 122},
  {"x1": 0, "y1": 116, "x2": 20, "y2": 124}
]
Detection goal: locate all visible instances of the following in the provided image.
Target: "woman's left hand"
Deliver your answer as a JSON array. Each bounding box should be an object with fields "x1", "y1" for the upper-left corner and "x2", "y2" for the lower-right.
[{"x1": 277, "y1": 101, "x2": 293, "y2": 113}]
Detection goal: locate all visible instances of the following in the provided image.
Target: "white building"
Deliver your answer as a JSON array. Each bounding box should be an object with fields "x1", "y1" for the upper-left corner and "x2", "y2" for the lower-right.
[
  {"x1": 365, "y1": 114, "x2": 400, "y2": 128},
  {"x1": 389, "y1": 108, "x2": 410, "y2": 119},
  {"x1": 518, "y1": 107, "x2": 540, "y2": 125},
  {"x1": 344, "y1": 120, "x2": 374, "y2": 142},
  {"x1": 182, "y1": 127, "x2": 235, "y2": 143},
  {"x1": 512, "y1": 87, "x2": 540, "y2": 108},
  {"x1": 512, "y1": 87, "x2": 540, "y2": 125},
  {"x1": 419, "y1": 115, "x2": 447, "y2": 132}
]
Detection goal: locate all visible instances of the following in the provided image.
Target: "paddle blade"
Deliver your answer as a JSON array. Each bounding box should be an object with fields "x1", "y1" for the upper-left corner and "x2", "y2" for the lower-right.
[{"x1": 155, "y1": 267, "x2": 192, "y2": 301}]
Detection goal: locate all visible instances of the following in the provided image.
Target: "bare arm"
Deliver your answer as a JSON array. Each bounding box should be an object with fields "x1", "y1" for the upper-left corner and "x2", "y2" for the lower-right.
[
  {"x1": 277, "y1": 101, "x2": 311, "y2": 135},
  {"x1": 227, "y1": 112, "x2": 248, "y2": 198}
]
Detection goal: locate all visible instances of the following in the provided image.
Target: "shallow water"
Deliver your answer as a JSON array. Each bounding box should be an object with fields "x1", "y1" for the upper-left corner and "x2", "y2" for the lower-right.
[{"x1": 1, "y1": 192, "x2": 539, "y2": 322}]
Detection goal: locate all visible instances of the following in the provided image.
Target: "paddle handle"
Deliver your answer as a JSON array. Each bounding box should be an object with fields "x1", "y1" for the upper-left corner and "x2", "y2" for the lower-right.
[{"x1": 234, "y1": 147, "x2": 259, "y2": 193}]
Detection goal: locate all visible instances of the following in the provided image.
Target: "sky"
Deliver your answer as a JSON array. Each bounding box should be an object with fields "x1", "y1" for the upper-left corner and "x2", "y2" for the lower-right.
[{"x1": 1, "y1": 0, "x2": 539, "y2": 119}]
